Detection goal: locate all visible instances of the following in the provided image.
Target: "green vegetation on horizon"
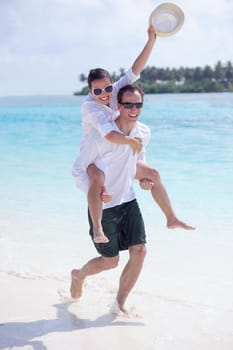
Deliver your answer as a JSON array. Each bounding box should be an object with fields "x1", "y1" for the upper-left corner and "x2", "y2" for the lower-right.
[{"x1": 75, "y1": 60, "x2": 233, "y2": 95}]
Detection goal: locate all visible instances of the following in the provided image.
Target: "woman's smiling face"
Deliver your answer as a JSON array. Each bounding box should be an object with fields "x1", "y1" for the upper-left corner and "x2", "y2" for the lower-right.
[{"x1": 90, "y1": 77, "x2": 113, "y2": 105}]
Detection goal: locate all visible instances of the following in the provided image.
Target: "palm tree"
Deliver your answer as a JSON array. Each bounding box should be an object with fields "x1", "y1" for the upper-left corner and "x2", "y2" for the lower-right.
[
  {"x1": 214, "y1": 61, "x2": 225, "y2": 81},
  {"x1": 79, "y1": 73, "x2": 87, "y2": 83}
]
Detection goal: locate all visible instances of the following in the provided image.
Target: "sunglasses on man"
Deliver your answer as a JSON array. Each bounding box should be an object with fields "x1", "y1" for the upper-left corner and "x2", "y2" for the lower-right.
[{"x1": 119, "y1": 102, "x2": 143, "y2": 109}]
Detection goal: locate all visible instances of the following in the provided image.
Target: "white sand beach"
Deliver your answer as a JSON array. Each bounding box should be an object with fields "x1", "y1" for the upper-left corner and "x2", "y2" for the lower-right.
[{"x1": 1, "y1": 232, "x2": 233, "y2": 350}]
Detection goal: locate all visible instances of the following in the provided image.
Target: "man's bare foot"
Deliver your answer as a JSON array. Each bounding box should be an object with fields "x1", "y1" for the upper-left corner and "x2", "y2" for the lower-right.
[
  {"x1": 93, "y1": 231, "x2": 109, "y2": 243},
  {"x1": 70, "y1": 269, "x2": 83, "y2": 299},
  {"x1": 111, "y1": 300, "x2": 128, "y2": 316},
  {"x1": 110, "y1": 300, "x2": 140, "y2": 318},
  {"x1": 167, "y1": 217, "x2": 195, "y2": 230}
]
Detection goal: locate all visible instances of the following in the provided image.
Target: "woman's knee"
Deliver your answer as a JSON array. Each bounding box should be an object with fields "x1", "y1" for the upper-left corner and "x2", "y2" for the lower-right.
[
  {"x1": 136, "y1": 162, "x2": 160, "y2": 182},
  {"x1": 149, "y1": 168, "x2": 161, "y2": 183},
  {"x1": 87, "y1": 164, "x2": 105, "y2": 186}
]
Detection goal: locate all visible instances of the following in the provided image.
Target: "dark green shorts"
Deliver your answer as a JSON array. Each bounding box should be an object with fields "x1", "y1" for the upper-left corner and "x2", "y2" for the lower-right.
[{"x1": 88, "y1": 199, "x2": 146, "y2": 257}]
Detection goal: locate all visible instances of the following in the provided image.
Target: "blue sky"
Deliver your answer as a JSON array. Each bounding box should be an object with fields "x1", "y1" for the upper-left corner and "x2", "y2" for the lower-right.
[{"x1": 1, "y1": 0, "x2": 233, "y2": 96}]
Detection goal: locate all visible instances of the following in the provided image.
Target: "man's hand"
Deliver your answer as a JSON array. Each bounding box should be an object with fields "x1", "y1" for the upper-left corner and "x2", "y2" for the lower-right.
[
  {"x1": 139, "y1": 179, "x2": 154, "y2": 190},
  {"x1": 101, "y1": 186, "x2": 112, "y2": 203}
]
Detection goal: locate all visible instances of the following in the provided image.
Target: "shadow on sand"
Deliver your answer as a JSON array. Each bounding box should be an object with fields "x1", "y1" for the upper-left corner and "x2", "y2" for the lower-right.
[{"x1": 0, "y1": 301, "x2": 144, "y2": 350}]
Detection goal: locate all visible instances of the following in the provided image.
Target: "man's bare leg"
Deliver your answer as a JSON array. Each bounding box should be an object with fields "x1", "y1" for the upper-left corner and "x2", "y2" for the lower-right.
[
  {"x1": 135, "y1": 161, "x2": 195, "y2": 230},
  {"x1": 70, "y1": 269, "x2": 83, "y2": 298},
  {"x1": 70, "y1": 255, "x2": 119, "y2": 299},
  {"x1": 116, "y1": 244, "x2": 146, "y2": 314},
  {"x1": 87, "y1": 164, "x2": 109, "y2": 243}
]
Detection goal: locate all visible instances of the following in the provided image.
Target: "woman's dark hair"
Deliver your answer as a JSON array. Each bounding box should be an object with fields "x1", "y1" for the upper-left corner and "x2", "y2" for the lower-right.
[
  {"x1": 117, "y1": 84, "x2": 144, "y2": 103},
  {"x1": 87, "y1": 68, "x2": 111, "y2": 89}
]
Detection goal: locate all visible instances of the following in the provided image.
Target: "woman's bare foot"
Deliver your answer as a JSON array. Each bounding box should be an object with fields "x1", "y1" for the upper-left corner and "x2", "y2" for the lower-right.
[
  {"x1": 93, "y1": 231, "x2": 109, "y2": 243},
  {"x1": 70, "y1": 269, "x2": 84, "y2": 299},
  {"x1": 167, "y1": 217, "x2": 195, "y2": 230}
]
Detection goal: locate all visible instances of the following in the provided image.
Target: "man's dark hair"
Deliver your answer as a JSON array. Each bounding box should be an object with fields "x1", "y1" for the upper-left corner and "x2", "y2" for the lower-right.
[
  {"x1": 117, "y1": 84, "x2": 144, "y2": 103},
  {"x1": 87, "y1": 68, "x2": 112, "y2": 89}
]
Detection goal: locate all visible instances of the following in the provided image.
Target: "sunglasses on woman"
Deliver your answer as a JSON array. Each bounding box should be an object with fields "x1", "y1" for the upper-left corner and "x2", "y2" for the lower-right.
[{"x1": 92, "y1": 85, "x2": 113, "y2": 96}]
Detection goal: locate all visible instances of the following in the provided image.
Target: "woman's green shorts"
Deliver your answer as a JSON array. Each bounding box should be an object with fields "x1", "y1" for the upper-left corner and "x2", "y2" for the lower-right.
[{"x1": 88, "y1": 199, "x2": 146, "y2": 257}]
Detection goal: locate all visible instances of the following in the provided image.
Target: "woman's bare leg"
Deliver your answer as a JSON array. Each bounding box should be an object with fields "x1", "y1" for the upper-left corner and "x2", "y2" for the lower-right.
[
  {"x1": 87, "y1": 164, "x2": 109, "y2": 243},
  {"x1": 135, "y1": 161, "x2": 195, "y2": 230}
]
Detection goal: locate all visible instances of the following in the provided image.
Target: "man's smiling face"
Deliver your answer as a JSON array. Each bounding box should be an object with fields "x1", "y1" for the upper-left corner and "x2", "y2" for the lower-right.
[{"x1": 118, "y1": 90, "x2": 143, "y2": 123}]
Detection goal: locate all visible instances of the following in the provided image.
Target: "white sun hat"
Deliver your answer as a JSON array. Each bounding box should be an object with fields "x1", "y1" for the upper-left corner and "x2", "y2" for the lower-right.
[{"x1": 149, "y1": 2, "x2": 185, "y2": 37}]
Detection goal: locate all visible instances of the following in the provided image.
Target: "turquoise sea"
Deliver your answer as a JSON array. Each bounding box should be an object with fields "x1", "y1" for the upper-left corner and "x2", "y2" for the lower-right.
[{"x1": 0, "y1": 92, "x2": 233, "y2": 291}]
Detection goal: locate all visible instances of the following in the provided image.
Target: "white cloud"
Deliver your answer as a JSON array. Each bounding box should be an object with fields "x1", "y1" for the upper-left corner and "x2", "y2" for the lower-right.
[{"x1": 0, "y1": 0, "x2": 232, "y2": 95}]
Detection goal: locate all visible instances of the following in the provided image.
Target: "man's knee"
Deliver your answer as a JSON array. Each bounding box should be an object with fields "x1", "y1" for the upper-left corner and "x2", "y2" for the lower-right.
[
  {"x1": 101, "y1": 255, "x2": 119, "y2": 270},
  {"x1": 129, "y1": 244, "x2": 147, "y2": 262}
]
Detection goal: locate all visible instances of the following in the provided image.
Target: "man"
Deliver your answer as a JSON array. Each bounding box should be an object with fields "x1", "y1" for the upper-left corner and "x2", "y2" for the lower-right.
[{"x1": 71, "y1": 84, "x2": 151, "y2": 314}]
